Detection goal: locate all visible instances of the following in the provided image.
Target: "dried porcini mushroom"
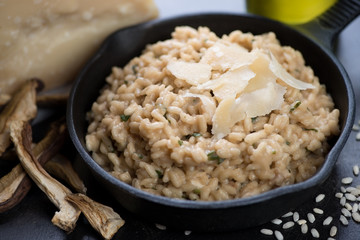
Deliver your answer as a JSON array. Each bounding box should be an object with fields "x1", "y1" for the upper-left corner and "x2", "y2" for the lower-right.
[
  {"x1": 66, "y1": 193, "x2": 125, "y2": 240},
  {"x1": 36, "y1": 93, "x2": 69, "y2": 108},
  {"x1": 0, "y1": 79, "x2": 40, "y2": 156},
  {"x1": 10, "y1": 120, "x2": 80, "y2": 233},
  {"x1": 0, "y1": 118, "x2": 67, "y2": 213},
  {"x1": 45, "y1": 154, "x2": 87, "y2": 194}
]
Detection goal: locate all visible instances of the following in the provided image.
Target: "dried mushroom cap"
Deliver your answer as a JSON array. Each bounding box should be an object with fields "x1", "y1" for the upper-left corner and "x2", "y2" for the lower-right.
[
  {"x1": 9, "y1": 120, "x2": 80, "y2": 233},
  {"x1": 66, "y1": 193, "x2": 125, "y2": 240},
  {"x1": 45, "y1": 154, "x2": 87, "y2": 194},
  {"x1": 0, "y1": 79, "x2": 39, "y2": 156},
  {"x1": 0, "y1": 118, "x2": 67, "y2": 213}
]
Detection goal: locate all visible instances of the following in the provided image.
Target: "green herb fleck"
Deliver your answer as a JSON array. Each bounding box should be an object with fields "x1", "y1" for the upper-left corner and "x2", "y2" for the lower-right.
[
  {"x1": 131, "y1": 64, "x2": 138, "y2": 74},
  {"x1": 192, "y1": 133, "x2": 202, "y2": 137},
  {"x1": 137, "y1": 153, "x2": 144, "y2": 159},
  {"x1": 272, "y1": 150, "x2": 277, "y2": 154},
  {"x1": 303, "y1": 128, "x2": 318, "y2": 132},
  {"x1": 155, "y1": 170, "x2": 163, "y2": 179},
  {"x1": 178, "y1": 140, "x2": 183, "y2": 146},
  {"x1": 207, "y1": 151, "x2": 225, "y2": 164},
  {"x1": 285, "y1": 140, "x2": 291, "y2": 146},
  {"x1": 251, "y1": 117, "x2": 258, "y2": 123},
  {"x1": 124, "y1": 80, "x2": 128, "y2": 85},
  {"x1": 120, "y1": 114, "x2": 131, "y2": 122},
  {"x1": 290, "y1": 101, "x2": 301, "y2": 112},
  {"x1": 192, "y1": 189, "x2": 201, "y2": 195}
]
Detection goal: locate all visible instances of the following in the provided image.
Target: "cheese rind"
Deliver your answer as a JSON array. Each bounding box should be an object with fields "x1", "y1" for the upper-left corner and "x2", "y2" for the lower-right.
[{"x1": 0, "y1": 0, "x2": 158, "y2": 95}]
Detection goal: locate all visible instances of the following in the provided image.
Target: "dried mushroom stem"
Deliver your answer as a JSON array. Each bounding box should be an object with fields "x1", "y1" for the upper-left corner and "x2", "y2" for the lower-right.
[
  {"x1": 66, "y1": 193, "x2": 125, "y2": 240},
  {"x1": 0, "y1": 79, "x2": 40, "y2": 156},
  {"x1": 45, "y1": 154, "x2": 87, "y2": 194},
  {"x1": 36, "y1": 93, "x2": 69, "y2": 108},
  {"x1": 10, "y1": 120, "x2": 80, "y2": 233},
  {"x1": 0, "y1": 118, "x2": 67, "y2": 213}
]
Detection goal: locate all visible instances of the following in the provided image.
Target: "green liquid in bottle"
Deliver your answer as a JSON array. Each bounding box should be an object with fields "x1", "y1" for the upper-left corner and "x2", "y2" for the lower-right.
[{"x1": 246, "y1": 0, "x2": 337, "y2": 24}]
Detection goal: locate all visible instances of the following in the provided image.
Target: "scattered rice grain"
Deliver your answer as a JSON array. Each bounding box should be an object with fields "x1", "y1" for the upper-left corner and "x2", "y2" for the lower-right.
[
  {"x1": 342, "y1": 177, "x2": 353, "y2": 185},
  {"x1": 352, "y1": 212, "x2": 360, "y2": 222},
  {"x1": 313, "y1": 208, "x2": 324, "y2": 214},
  {"x1": 260, "y1": 229, "x2": 273, "y2": 235},
  {"x1": 282, "y1": 212, "x2": 293, "y2": 218},
  {"x1": 271, "y1": 218, "x2": 282, "y2": 225},
  {"x1": 274, "y1": 230, "x2": 284, "y2": 240},
  {"x1": 323, "y1": 216, "x2": 333, "y2": 225},
  {"x1": 353, "y1": 124, "x2": 360, "y2": 131},
  {"x1": 345, "y1": 193, "x2": 357, "y2": 201},
  {"x1": 345, "y1": 203, "x2": 353, "y2": 211},
  {"x1": 301, "y1": 223, "x2": 308, "y2": 234},
  {"x1": 356, "y1": 132, "x2": 360, "y2": 141},
  {"x1": 315, "y1": 194, "x2": 325, "y2": 203},
  {"x1": 340, "y1": 197, "x2": 346, "y2": 206},
  {"x1": 353, "y1": 203, "x2": 359, "y2": 213},
  {"x1": 184, "y1": 230, "x2": 192, "y2": 236},
  {"x1": 346, "y1": 187, "x2": 357, "y2": 192},
  {"x1": 335, "y1": 192, "x2": 343, "y2": 198},
  {"x1": 328, "y1": 238, "x2": 336, "y2": 240},
  {"x1": 293, "y1": 212, "x2": 299, "y2": 222},
  {"x1": 341, "y1": 186, "x2": 346, "y2": 193},
  {"x1": 341, "y1": 208, "x2": 351, "y2": 217},
  {"x1": 297, "y1": 219, "x2": 307, "y2": 225},
  {"x1": 307, "y1": 213, "x2": 315, "y2": 223},
  {"x1": 340, "y1": 215, "x2": 349, "y2": 225},
  {"x1": 311, "y1": 228, "x2": 320, "y2": 238},
  {"x1": 330, "y1": 226, "x2": 337, "y2": 237},
  {"x1": 155, "y1": 224, "x2": 167, "y2": 230},
  {"x1": 353, "y1": 165, "x2": 359, "y2": 176},
  {"x1": 282, "y1": 221, "x2": 295, "y2": 229}
]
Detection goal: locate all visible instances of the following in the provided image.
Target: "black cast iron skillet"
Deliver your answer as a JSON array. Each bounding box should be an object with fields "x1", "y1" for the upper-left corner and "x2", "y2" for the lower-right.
[{"x1": 67, "y1": 1, "x2": 358, "y2": 232}]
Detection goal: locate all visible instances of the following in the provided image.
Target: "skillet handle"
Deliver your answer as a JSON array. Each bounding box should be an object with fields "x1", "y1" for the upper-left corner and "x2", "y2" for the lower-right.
[{"x1": 294, "y1": 0, "x2": 360, "y2": 50}]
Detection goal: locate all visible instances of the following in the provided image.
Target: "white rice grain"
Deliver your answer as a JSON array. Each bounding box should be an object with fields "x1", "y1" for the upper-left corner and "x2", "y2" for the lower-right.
[
  {"x1": 311, "y1": 228, "x2": 320, "y2": 238},
  {"x1": 356, "y1": 131, "x2": 360, "y2": 140},
  {"x1": 340, "y1": 215, "x2": 349, "y2": 225},
  {"x1": 353, "y1": 165, "x2": 359, "y2": 176},
  {"x1": 274, "y1": 230, "x2": 284, "y2": 240},
  {"x1": 353, "y1": 124, "x2": 360, "y2": 131},
  {"x1": 313, "y1": 208, "x2": 324, "y2": 214},
  {"x1": 352, "y1": 212, "x2": 360, "y2": 223},
  {"x1": 341, "y1": 186, "x2": 346, "y2": 193},
  {"x1": 271, "y1": 218, "x2": 282, "y2": 225},
  {"x1": 341, "y1": 208, "x2": 352, "y2": 217},
  {"x1": 335, "y1": 192, "x2": 343, "y2": 198},
  {"x1": 353, "y1": 203, "x2": 359, "y2": 213},
  {"x1": 315, "y1": 193, "x2": 325, "y2": 203},
  {"x1": 323, "y1": 216, "x2": 333, "y2": 225},
  {"x1": 345, "y1": 193, "x2": 357, "y2": 201},
  {"x1": 340, "y1": 197, "x2": 346, "y2": 206},
  {"x1": 307, "y1": 213, "x2": 315, "y2": 223},
  {"x1": 330, "y1": 226, "x2": 337, "y2": 237},
  {"x1": 282, "y1": 212, "x2": 293, "y2": 218},
  {"x1": 155, "y1": 224, "x2": 167, "y2": 230},
  {"x1": 345, "y1": 203, "x2": 353, "y2": 211},
  {"x1": 282, "y1": 221, "x2": 295, "y2": 229},
  {"x1": 293, "y1": 212, "x2": 299, "y2": 222},
  {"x1": 260, "y1": 229, "x2": 273, "y2": 235},
  {"x1": 297, "y1": 219, "x2": 307, "y2": 225},
  {"x1": 184, "y1": 230, "x2": 192, "y2": 236},
  {"x1": 301, "y1": 223, "x2": 308, "y2": 234},
  {"x1": 342, "y1": 177, "x2": 353, "y2": 185}
]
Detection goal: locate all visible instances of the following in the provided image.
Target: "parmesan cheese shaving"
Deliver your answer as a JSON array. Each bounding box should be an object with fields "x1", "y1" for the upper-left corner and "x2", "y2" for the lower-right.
[
  {"x1": 200, "y1": 41, "x2": 255, "y2": 71},
  {"x1": 182, "y1": 93, "x2": 216, "y2": 118},
  {"x1": 236, "y1": 82, "x2": 286, "y2": 118},
  {"x1": 167, "y1": 61, "x2": 211, "y2": 85},
  {"x1": 198, "y1": 66, "x2": 255, "y2": 100},
  {"x1": 268, "y1": 52, "x2": 315, "y2": 90},
  {"x1": 212, "y1": 97, "x2": 246, "y2": 139}
]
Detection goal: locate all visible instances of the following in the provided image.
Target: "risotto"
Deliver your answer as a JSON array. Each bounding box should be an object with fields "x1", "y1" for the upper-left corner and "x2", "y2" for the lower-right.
[{"x1": 85, "y1": 26, "x2": 340, "y2": 201}]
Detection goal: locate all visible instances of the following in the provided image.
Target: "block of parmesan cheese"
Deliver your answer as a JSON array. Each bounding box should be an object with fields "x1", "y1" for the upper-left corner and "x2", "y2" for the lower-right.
[{"x1": 0, "y1": 0, "x2": 158, "y2": 95}]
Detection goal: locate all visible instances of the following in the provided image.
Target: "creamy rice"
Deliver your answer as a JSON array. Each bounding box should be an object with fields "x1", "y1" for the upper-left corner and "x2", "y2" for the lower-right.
[{"x1": 85, "y1": 26, "x2": 340, "y2": 201}]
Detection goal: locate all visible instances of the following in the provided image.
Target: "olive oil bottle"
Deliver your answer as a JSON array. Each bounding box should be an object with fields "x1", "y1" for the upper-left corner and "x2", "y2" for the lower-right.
[{"x1": 246, "y1": 0, "x2": 337, "y2": 24}]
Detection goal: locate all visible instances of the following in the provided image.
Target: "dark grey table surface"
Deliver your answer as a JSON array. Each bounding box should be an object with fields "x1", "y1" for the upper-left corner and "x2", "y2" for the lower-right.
[{"x1": 1, "y1": 1, "x2": 359, "y2": 239}]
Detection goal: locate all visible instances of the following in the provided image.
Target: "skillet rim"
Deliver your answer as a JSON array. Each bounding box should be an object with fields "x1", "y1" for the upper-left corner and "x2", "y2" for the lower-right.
[{"x1": 67, "y1": 12, "x2": 355, "y2": 210}]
